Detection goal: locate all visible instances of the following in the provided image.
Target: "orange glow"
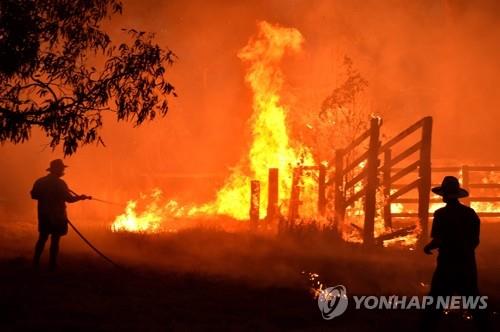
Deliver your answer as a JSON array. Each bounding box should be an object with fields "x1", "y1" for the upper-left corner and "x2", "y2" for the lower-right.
[
  {"x1": 112, "y1": 21, "x2": 316, "y2": 233},
  {"x1": 110, "y1": 19, "x2": 499, "y2": 246}
]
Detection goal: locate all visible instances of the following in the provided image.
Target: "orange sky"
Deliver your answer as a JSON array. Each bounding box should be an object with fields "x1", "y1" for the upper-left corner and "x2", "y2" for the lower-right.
[{"x1": 1, "y1": 0, "x2": 499, "y2": 221}]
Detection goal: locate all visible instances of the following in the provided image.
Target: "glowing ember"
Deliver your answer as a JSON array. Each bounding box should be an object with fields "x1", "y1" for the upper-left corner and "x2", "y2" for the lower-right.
[{"x1": 302, "y1": 271, "x2": 328, "y2": 299}]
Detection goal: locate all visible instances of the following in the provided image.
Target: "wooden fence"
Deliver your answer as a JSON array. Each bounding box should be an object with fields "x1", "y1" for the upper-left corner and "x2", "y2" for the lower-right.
[
  {"x1": 380, "y1": 117, "x2": 433, "y2": 241},
  {"x1": 249, "y1": 116, "x2": 433, "y2": 244},
  {"x1": 333, "y1": 117, "x2": 382, "y2": 245},
  {"x1": 249, "y1": 165, "x2": 327, "y2": 225},
  {"x1": 248, "y1": 115, "x2": 499, "y2": 245},
  {"x1": 390, "y1": 165, "x2": 500, "y2": 220},
  {"x1": 332, "y1": 116, "x2": 433, "y2": 244}
]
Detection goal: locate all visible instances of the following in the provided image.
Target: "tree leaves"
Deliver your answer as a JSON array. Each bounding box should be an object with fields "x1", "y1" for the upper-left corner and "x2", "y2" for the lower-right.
[{"x1": 0, "y1": 0, "x2": 176, "y2": 155}]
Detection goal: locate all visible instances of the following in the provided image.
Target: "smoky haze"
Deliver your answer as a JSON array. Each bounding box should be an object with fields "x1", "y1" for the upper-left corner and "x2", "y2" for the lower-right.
[{"x1": 1, "y1": 0, "x2": 499, "y2": 224}]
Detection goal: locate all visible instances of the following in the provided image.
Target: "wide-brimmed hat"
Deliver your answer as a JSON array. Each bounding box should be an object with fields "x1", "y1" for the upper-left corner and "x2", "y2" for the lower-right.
[
  {"x1": 432, "y1": 176, "x2": 469, "y2": 198},
  {"x1": 46, "y1": 159, "x2": 68, "y2": 172}
]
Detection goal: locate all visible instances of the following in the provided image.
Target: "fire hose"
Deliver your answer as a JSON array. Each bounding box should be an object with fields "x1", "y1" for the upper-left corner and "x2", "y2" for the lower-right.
[
  {"x1": 67, "y1": 220, "x2": 123, "y2": 269},
  {"x1": 67, "y1": 189, "x2": 124, "y2": 270},
  {"x1": 63, "y1": 191, "x2": 175, "y2": 289}
]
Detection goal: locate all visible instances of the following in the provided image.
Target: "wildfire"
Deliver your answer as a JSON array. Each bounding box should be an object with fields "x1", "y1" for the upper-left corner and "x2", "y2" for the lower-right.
[
  {"x1": 112, "y1": 21, "x2": 316, "y2": 233},
  {"x1": 111, "y1": 22, "x2": 499, "y2": 243}
]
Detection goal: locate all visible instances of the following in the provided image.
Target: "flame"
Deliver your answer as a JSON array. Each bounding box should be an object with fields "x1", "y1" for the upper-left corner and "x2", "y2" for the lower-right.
[
  {"x1": 112, "y1": 21, "x2": 316, "y2": 233},
  {"x1": 111, "y1": 189, "x2": 189, "y2": 233},
  {"x1": 111, "y1": 21, "x2": 500, "y2": 243},
  {"x1": 470, "y1": 172, "x2": 500, "y2": 214}
]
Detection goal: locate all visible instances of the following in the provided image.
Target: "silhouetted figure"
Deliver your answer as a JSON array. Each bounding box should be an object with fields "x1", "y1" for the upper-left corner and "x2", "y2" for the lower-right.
[
  {"x1": 31, "y1": 159, "x2": 91, "y2": 271},
  {"x1": 421, "y1": 176, "x2": 488, "y2": 331}
]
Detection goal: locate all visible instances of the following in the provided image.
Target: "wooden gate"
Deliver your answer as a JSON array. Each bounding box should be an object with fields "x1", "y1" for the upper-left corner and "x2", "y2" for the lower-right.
[
  {"x1": 333, "y1": 116, "x2": 433, "y2": 245},
  {"x1": 380, "y1": 116, "x2": 433, "y2": 242},
  {"x1": 333, "y1": 117, "x2": 382, "y2": 245},
  {"x1": 249, "y1": 116, "x2": 436, "y2": 246},
  {"x1": 261, "y1": 115, "x2": 498, "y2": 244}
]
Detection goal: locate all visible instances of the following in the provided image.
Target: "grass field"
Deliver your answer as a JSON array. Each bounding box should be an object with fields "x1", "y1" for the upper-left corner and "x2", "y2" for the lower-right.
[{"x1": 0, "y1": 221, "x2": 499, "y2": 331}]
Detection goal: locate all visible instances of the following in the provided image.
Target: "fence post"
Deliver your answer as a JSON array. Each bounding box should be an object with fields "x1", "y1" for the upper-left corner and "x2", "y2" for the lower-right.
[
  {"x1": 334, "y1": 149, "x2": 345, "y2": 234},
  {"x1": 383, "y1": 149, "x2": 392, "y2": 229},
  {"x1": 462, "y1": 165, "x2": 470, "y2": 207},
  {"x1": 267, "y1": 168, "x2": 279, "y2": 222},
  {"x1": 363, "y1": 117, "x2": 381, "y2": 245},
  {"x1": 418, "y1": 117, "x2": 433, "y2": 244},
  {"x1": 288, "y1": 167, "x2": 302, "y2": 224},
  {"x1": 318, "y1": 164, "x2": 327, "y2": 216},
  {"x1": 250, "y1": 180, "x2": 260, "y2": 226}
]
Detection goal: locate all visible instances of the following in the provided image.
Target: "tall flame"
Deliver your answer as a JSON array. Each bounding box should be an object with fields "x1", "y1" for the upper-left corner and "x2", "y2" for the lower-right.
[
  {"x1": 113, "y1": 22, "x2": 500, "y2": 239},
  {"x1": 112, "y1": 21, "x2": 316, "y2": 232},
  {"x1": 210, "y1": 21, "x2": 315, "y2": 219}
]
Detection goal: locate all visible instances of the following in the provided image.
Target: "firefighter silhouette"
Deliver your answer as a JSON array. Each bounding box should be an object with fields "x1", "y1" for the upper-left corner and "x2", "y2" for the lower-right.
[
  {"x1": 31, "y1": 159, "x2": 91, "y2": 271},
  {"x1": 421, "y1": 176, "x2": 489, "y2": 331}
]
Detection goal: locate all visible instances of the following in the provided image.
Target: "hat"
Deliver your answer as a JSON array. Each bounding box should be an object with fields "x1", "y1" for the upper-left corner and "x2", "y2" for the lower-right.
[
  {"x1": 46, "y1": 159, "x2": 68, "y2": 172},
  {"x1": 431, "y1": 176, "x2": 469, "y2": 198}
]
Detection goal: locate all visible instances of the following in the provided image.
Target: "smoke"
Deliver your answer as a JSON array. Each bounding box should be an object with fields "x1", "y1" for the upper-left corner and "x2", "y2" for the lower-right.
[{"x1": 1, "y1": 0, "x2": 499, "y2": 223}]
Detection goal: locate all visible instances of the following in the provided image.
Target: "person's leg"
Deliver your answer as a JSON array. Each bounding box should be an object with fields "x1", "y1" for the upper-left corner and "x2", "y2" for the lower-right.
[
  {"x1": 48, "y1": 234, "x2": 60, "y2": 271},
  {"x1": 461, "y1": 279, "x2": 490, "y2": 331},
  {"x1": 33, "y1": 232, "x2": 49, "y2": 268},
  {"x1": 470, "y1": 301, "x2": 490, "y2": 331},
  {"x1": 420, "y1": 294, "x2": 443, "y2": 332},
  {"x1": 420, "y1": 267, "x2": 450, "y2": 332}
]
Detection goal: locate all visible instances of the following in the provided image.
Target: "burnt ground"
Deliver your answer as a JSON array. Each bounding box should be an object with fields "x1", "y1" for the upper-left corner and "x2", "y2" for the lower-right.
[{"x1": 0, "y1": 222, "x2": 499, "y2": 331}]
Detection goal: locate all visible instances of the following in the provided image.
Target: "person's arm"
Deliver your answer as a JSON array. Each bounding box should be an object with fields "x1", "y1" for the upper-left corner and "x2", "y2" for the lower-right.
[
  {"x1": 424, "y1": 238, "x2": 440, "y2": 254},
  {"x1": 65, "y1": 192, "x2": 81, "y2": 203},
  {"x1": 61, "y1": 181, "x2": 90, "y2": 203},
  {"x1": 424, "y1": 212, "x2": 441, "y2": 254},
  {"x1": 30, "y1": 180, "x2": 41, "y2": 200}
]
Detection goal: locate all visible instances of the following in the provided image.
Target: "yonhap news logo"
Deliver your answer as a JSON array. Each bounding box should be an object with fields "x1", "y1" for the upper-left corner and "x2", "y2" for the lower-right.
[
  {"x1": 317, "y1": 285, "x2": 488, "y2": 320},
  {"x1": 317, "y1": 285, "x2": 349, "y2": 320}
]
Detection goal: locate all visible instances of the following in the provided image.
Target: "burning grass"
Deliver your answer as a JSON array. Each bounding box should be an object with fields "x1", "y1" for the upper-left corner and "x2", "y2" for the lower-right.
[
  {"x1": 110, "y1": 21, "x2": 319, "y2": 234},
  {"x1": 106, "y1": 21, "x2": 500, "y2": 250}
]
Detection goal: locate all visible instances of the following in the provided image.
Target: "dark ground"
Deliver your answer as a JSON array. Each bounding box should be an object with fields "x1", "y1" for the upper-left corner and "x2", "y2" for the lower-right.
[{"x1": 0, "y1": 221, "x2": 499, "y2": 331}]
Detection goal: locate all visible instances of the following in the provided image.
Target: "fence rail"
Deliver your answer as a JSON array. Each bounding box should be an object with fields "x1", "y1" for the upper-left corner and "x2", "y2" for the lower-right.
[
  {"x1": 247, "y1": 114, "x2": 499, "y2": 247},
  {"x1": 390, "y1": 164, "x2": 500, "y2": 220},
  {"x1": 333, "y1": 117, "x2": 382, "y2": 245}
]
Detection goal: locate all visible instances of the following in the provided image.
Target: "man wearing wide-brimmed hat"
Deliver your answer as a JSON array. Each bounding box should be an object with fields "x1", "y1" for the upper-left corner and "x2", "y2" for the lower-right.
[
  {"x1": 31, "y1": 159, "x2": 91, "y2": 271},
  {"x1": 421, "y1": 176, "x2": 488, "y2": 330}
]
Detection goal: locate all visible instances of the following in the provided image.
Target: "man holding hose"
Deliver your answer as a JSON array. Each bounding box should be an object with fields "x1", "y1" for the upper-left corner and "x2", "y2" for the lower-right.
[{"x1": 31, "y1": 159, "x2": 91, "y2": 271}]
